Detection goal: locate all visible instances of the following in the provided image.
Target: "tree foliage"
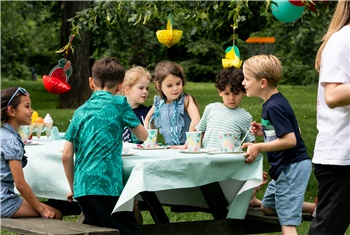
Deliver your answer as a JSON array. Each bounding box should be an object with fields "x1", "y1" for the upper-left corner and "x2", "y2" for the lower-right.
[
  {"x1": 1, "y1": 0, "x2": 337, "y2": 108},
  {"x1": 1, "y1": 1, "x2": 61, "y2": 79}
]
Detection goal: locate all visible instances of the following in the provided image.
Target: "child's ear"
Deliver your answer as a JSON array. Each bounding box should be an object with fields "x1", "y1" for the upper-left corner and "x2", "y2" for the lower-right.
[
  {"x1": 6, "y1": 106, "x2": 16, "y2": 118},
  {"x1": 89, "y1": 77, "x2": 94, "y2": 90},
  {"x1": 155, "y1": 82, "x2": 160, "y2": 90},
  {"x1": 260, "y1": 78, "x2": 268, "y2": 88},
  {"x1": 115, "y1": 83, "x2": 123, "y2": 94}
]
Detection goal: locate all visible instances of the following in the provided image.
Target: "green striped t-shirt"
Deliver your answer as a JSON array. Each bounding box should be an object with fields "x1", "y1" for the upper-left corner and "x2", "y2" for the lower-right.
[{"x1": 195, "y1": 102, "x2": 255, "y2": 150}]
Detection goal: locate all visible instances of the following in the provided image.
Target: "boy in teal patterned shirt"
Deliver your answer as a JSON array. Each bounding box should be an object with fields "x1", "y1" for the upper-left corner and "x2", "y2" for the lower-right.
[{"x1": 62, "y1": 57, "x2": 148, "y2": 234}]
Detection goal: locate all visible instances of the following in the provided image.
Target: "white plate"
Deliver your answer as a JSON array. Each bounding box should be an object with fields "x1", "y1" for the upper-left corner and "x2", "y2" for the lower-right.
[
  {"x1": 207, "y1": 151, "x2": 245, "y2": 155},
  {"x1": 134, "y1": 146, "x2": 165, "y2": 150},
  {"x1": 122, "y1": 151, "x2": 136, "y2": 156},
  {"x1": 179, "y1": 149, "x2": 208, "y2": 154}
]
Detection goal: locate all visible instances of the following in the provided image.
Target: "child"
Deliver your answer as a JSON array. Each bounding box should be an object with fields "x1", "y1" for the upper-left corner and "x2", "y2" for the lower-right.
[
  {"x1": 62, "y1": 57, "x2": 148, "y2": 234},
  {"x1": 1, "y1": 87, "x2": 61, "y2": 219},
  {"x1": 120, "y1": 65, "x2": 152, "y2": 225},
  {"x1": 196, "y1": 67, "x2": 255, "y2": 150},
  {"x1": 242, "y1": 55, "x2": 312, "y2": 235},
  {"x1": 195, "y1": 66, "x2": 265, "y2": 207},
  {"x1": 121, "y1": 66, "x2": 152, "y2": 144},
  {"x1": 144, "y1": 61, "x2": 200, "y2": 146}
]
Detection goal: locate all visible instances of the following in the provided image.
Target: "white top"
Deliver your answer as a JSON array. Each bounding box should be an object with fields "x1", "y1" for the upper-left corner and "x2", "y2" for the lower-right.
[
  {"x1": 313, "y1": 25, "x2": 350, "y2": 165},
  {"x1": 195, "y1": 102, "x2": 255, "y2": 150}
]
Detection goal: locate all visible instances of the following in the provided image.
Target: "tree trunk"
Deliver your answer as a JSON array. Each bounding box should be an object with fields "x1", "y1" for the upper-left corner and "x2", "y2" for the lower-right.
[{"x1": 58, "y1": 1, "x2": 92, "y2": 109}]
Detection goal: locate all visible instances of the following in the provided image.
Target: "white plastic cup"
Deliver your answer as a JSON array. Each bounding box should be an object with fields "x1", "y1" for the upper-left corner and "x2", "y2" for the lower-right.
[
  {"x1": 143, "y1": 129, "x2": 158, "y2": 148},
  {"x1": 219, "y1": 132, "x2": 237, "y2": 152},
  {"x1": 186, "y1": 132, "x2": 201, "y2": 152}
]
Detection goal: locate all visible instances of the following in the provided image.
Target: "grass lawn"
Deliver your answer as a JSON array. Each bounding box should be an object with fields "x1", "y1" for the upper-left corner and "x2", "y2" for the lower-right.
[{"x1": 1, "y1": 79, "x2": 349, "y2": 234}]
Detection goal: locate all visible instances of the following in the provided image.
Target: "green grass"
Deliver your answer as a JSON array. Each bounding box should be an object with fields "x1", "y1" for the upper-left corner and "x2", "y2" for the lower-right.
[{"x1": 1, "y1": 79, "x2": 349, "y2": 234}]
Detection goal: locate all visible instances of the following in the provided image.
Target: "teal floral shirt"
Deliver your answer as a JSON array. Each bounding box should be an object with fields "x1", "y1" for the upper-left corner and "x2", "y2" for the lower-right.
[{"x1": 65, "y1": 91, "x2": 140, "y2": 198}]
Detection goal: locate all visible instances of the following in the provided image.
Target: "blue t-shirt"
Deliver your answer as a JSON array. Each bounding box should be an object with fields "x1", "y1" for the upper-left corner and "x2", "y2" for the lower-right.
[
  {"x1": 262, "y1": 92, "x2": 309, "y2": 180},
  {"x1": 65, "y1": 91, "x2": 140, "y2": 198},
  {"x1": 122, "y1": 104, "x2": 151, "y2": 144}
]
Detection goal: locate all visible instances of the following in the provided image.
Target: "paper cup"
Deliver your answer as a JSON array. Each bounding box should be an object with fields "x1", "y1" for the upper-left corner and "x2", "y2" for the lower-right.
[
  {"x1": 18, "y1": 125, "x2": 30, "y2": 143},
  {"x1": 122, "y1": 142, "x2": 130, "y2": 154},
  {"x1": 186, "y1": 132, "x2": 201, "y2": 152},
  {"x1": 143, "y1": 129, "x2": 158, "y2": 148},
  {"x1": 219, "y1": 132, "x2": 237, "y2": 152}
]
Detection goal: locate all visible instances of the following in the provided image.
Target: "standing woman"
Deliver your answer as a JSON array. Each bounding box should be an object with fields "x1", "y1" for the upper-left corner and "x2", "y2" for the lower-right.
[
  {"x1": 1, "y1": 87, "x2": 61, "y2": 219},
  {"x1": 309, "y1": 1, "x2": 350, "y2": 235}
]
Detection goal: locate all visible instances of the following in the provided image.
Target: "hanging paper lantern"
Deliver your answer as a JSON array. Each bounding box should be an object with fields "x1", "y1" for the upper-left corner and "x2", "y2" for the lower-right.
[
  {"x1": 272, "y1": 0, "x2": 305, "y2": 23},
  {"x1": 222, "y1": 46, "x2": 242, "y2": 68},
  {"x1": 156, "y1": 13, "x2": 183, "y2": 48},
  {"x1": 42, "y1": 58, "x2": 72, "y2": 95}
]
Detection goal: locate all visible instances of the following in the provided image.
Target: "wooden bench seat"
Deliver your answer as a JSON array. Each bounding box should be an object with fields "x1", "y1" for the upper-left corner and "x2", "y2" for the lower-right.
[{"x1": 0, "y1": 217, "x2": 119, "y2": 235}]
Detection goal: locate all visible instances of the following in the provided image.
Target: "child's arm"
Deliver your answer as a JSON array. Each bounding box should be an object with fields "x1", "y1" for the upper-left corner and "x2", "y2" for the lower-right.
[
  {"x1": 131, "y1": 124, "x2": 148, "y2": 142},
  {"x1": 185, "y1": 95, "x2": 201, "y2": 132},
  {"x1": 62, "y1": 141, "x2": 75, "y2": 202},
  {"x1": 144, "y1": 105, "x2": 155, "y2": 129},
  {"x1": 10, "y1": 160, "x2": 56, "y2": 218},
  {"x1": 242, "y1": 132, "x2": 297, "y2": 164}
]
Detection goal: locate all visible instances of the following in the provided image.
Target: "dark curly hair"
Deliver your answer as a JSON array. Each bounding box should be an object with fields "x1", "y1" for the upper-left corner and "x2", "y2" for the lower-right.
[{"x1": 215, "y1": 67, "x2": 245, "y2": 93}]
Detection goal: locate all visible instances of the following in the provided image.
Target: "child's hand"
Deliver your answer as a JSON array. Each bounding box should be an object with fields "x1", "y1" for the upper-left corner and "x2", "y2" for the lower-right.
[
  {"x1": 168, "y1": 144, "x2": 186, "y2": 149},
  {"x1": 242, "y1": 143, "x2": 259, "y2": 164},
  {"x1": 66, "y1": 192, "x2": 74, "y2": 202},
  {"x1": 40, "y1": 208, "x2": 55, "y2": 219},
  {"x1": 251, "y1": 122, "x2": 263, "y2": 136}
]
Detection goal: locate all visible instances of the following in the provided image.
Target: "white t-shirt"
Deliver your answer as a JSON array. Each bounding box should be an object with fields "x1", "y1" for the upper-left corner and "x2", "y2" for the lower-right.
[
  {"x1": 313, "y1": 25, "x2": 350, "y2": 165},
  {"x1": 195, "y1": 102, "x2": 255, "y2": 150}
]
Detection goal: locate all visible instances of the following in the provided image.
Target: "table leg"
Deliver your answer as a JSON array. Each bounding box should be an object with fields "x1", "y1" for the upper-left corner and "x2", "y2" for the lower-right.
[
  {"x1": 199, "y1": 182, "x2": 229, "y2": 219},
  {"x1": 140, "y1": 191, "x2": 169, "y2": 224}
]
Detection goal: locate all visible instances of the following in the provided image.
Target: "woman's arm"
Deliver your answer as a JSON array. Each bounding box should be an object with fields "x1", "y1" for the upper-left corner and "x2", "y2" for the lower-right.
[
  {"x1": 324, "y1": 83, "x2": 350, "y2": 109},
  {"x1": 144, "y1": 105, "x2": 155, "y2": 129},
  {"x1": 185, "y1": 95, "x2": 201, "y2": 132}
]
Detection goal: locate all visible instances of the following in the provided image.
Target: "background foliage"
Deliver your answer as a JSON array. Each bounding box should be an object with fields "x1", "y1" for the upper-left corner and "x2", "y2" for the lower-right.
[{"x1": 1, "y1": 1, "x2": 336, "y2": 85}]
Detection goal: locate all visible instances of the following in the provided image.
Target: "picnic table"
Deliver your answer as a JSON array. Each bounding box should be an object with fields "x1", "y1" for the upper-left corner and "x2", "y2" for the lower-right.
[{"x1": 10, "y1": 138, "x2": 272, "y2": 234}]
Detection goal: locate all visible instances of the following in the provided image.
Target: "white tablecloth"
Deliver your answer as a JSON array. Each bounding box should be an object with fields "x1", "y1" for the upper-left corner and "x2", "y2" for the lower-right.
[{"x1": 22, "y1": 139, "x2": 263, "y2": 219}]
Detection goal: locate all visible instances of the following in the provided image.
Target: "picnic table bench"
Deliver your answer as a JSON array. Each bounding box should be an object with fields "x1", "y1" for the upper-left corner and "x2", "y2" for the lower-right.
[{"x1": 0, "y1": 217, "x2": 119, "y2": 235}]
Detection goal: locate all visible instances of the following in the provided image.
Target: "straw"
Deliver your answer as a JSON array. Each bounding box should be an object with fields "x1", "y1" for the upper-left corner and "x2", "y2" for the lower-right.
[
  {"x1": 141, "y1": 116, "x2": 145, "y2": 126},
  {"x1": 241, "y1": 121, "x2": 255, "y2": 145}
]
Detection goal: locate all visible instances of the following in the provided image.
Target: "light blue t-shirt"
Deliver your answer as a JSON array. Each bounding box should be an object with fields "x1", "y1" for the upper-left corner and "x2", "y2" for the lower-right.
[
  {"x1": 196, "y1": 102, "x2": 255, "y2": 150},
  {"x1": 65, "y1": 91, "x2": 140, "y2": 198}
]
